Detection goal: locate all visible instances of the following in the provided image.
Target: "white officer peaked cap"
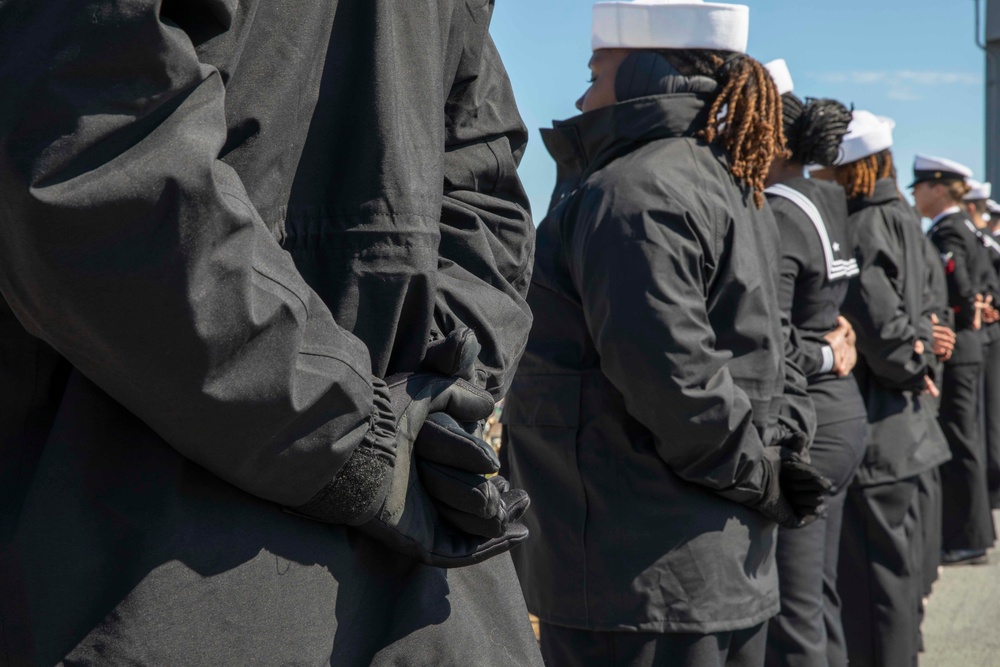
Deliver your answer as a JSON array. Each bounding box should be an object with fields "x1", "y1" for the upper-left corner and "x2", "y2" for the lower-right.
[
  {"x1": 988, "y1": 199, "x2": 1000, "y2": 215},
  {"x1": 965, "y1": 180, "x2": 992, "y2": 201},
  {"x1": 764, "y1": 59, "x2": 794, "y2": 96},
  {"x1": 910, "y1": 154, "x2": 974, "y2": 187},
  {"x1": 833, "y1": 110, "x2": 895, "y2": 166},
  {"x1": 592, "y1": 0, "x2": 750, "y2": 53}
]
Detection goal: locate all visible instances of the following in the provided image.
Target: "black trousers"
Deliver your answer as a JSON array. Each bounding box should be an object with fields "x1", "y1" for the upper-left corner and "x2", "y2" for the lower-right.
[
  {"x1": 939, "y1": 361, "x2": 995, "y2": 551},
  {"x1": 983, "y1": 340, "x2": 1000, "y2": 509},
  {"x1": 537, "y1": 622, "x2": 768, "y2": 667},
  {"x1": 837, "y1": 476, "x2": 921, "y2": 667},
  {"x1": 914, "y1": 467, "x2": 942, "y2": 597},
  {"x1": 765, "y1": 416, "x2": 867, "y2": 667}
]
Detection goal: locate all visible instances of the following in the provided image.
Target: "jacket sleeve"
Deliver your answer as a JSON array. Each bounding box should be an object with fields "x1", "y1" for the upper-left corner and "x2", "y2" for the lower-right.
[
  {"x1": 0, "y1": 0, "x2": 381, "y2": 508},
  {"x1": 930, "y1": 224, "x2": 981, "y2": 329},
  {"x1": 567, "y1": 185, "x2": 767, "y2": 505},
  {"x1": 434, "y1": 27, "x2": 535, "y2": 398},
  {"x1": 846, "y1": 210, "x2": 926, "y2": 390}
]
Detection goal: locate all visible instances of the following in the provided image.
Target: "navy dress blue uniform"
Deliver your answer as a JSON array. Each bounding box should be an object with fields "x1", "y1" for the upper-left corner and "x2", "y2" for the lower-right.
[
  {"x1": 972, "y1": 228, "x2": 1000, "y2": 510},
  {"x1": 838, "y1": 179, "x2": 949, "y2": 667},
  {"x1": 764, "y1": 178, "x2": 868, "y2": 667},
  {"x1": 927, "y1": 209, "x2": 999, "y2": 553}
]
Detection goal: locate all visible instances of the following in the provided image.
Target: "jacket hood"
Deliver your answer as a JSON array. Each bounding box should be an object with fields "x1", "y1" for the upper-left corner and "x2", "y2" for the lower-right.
[{"x1": 540, "y1": 93, "x2": 714, "y2": 180}]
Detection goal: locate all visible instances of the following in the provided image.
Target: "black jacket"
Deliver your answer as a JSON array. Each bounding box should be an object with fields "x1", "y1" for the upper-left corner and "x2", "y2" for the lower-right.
[
  {"x1": 842, "y1": 179, "x2": 948, "y2": 485},
  {"x1": 927, "y1": 210, "x2": 994, "y2": 363},
  {"x1": 504, "y1": 93, "x2": 814, "y2": 634},
  {"x1": 0, "y1": 1, "x2": 539, "y2": 665},
  {"x1": 766, "y1": 178, "x2": 867, "y2": 428}
]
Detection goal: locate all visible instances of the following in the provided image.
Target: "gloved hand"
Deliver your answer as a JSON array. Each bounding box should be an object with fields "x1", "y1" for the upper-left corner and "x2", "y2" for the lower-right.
[
  {"x1": 289, "y1": 372, "x2": 526, "y2": 568},
  {"x1": 416, "y1": 412, "x2": 530, "y2": 538},
  {"x1": 752, "y1": 447, "x2": 833, "y2": 529}
]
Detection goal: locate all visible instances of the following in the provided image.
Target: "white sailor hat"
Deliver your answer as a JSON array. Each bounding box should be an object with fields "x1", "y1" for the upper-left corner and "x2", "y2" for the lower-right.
[
  {"x1": 764, "y1": 59, "x2": 794, "y2": 96},
  {"x1": 592, "y1": 0, "x2": 750, "y2": 53},
  {"x1": 833, "y1": 110, "x2": 895, "y2": 166},
  {"x1": 964, "y1": 179, "x2": 992, "y2": 201},
  {"x1": 989, "y1": 199, "x2": 1000, "y2": 215},
  {"x1": 909, "y1": 154, "x2": 973, "y2": 188}
]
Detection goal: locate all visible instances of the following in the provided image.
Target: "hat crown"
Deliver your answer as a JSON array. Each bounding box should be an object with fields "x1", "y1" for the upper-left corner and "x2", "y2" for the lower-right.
[
  {"x1": 833, "y1": 110, "x2": 894, "y2": 166},
  {"x1": 592, "y1": 0, "x2": 750, "y2": 52},
  {"x1": 764, "y1": 59, "x2": 794, "y2": 96}
]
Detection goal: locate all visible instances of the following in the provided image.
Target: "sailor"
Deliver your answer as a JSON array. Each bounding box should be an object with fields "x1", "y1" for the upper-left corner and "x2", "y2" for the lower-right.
[
  {"x1": 0, "y1": 1, "x2": 541, "y2": 664},
  {"x1": 989, "y1": 199, "x2": 1000, "y2": 236},
  {"x1": 963, "y1": 180, "x2": 1000, "y2": 511},
  {"x1": 917, "y1": 155, "x2": 999, "y2": 566},
  {"x1": 761, "y1": 59, "x2": 867, "y2": 667},
  {"x1": 823, "y1": 114, "x2": 948, "y2": 667},
  {"x1": 502, "y1": 2, "x2": 829, "y2": 665}
]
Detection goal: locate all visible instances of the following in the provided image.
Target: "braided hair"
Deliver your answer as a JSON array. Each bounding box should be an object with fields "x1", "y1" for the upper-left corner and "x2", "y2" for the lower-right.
[
  {"x1": 781, "y1": 95, "x2": 852, "y2": 167},
  {"x1": 660, "y1": 51, "x2": 787, "y2": 208},
  {"x1": 833, "y1": 149, "x2": 895, "y2": 200}
]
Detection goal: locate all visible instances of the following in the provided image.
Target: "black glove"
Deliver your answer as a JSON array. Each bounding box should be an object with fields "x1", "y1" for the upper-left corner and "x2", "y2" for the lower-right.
[
  {"x1": 421, "y1": 327, "x2": 481, "y2": 382},
  {"x1": 416, "y1": 412, "x2": 530, "y2": 539},
  {"x1": 752, "y1": 447, "x2": 833, "y2": 529},
  {"x1": 764, "y1": 419, "x2": 811, "y2": 459},
  {"x1": 290, "y1": 372, "x2": 524, "y2": 567}
]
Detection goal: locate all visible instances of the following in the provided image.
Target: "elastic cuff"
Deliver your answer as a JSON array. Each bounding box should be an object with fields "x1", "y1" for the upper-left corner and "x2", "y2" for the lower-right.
[
  {"x1": 289, "y1": 379, "x2": 396, "y2": 526},
  {"x1": 819, "y1": 345, "x2": 835, "y2": 374}
]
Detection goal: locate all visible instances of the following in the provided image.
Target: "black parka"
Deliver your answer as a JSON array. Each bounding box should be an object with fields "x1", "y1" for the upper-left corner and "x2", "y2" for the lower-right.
[
  {"x1": 842, "y1": 180, "x2": 948, "y2": 486},
  {"x1": 0, "y1": 1, "x2": 540, "y2": 665},
  {"x1": 503, "y1": 93, "x2": 814, "y2": 634}
]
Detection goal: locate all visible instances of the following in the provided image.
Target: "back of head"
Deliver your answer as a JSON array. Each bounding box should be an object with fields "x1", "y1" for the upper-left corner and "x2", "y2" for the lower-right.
[
  {"x1": 782, "y1": 95, "x2": 852, "y2": 168},
  {"x1": 657, "y1": 50, "x2": 787, "y2": 207},
  {"x1": 591, "y1": 1, "x2": 779, "y2": 207}
]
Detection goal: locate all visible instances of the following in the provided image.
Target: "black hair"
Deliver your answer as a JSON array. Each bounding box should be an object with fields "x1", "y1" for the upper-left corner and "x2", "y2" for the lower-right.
[{"x1": 781, "y1": 94, "x2": 852, "y2": 167}]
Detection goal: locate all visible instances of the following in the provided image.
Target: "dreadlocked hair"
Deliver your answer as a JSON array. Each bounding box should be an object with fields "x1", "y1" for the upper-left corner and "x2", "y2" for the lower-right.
[
  {"x1": 834, "y1": 149, "x2": 895, "y2": 200},
  {"x1": 659, "y1": 50, "x2": 788, "y2": 208},
  {"x1": 782, "y1": 94, "x2": 853, "y2": 168}
]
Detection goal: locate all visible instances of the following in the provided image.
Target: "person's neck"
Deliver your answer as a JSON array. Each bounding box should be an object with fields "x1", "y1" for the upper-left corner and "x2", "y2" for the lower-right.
[
  {"x1": 766, "y1": 160, "x2": 805, "y2": 187},
  {"x1": 926, "y1": 201, "x2": 959, "y2": 222}
]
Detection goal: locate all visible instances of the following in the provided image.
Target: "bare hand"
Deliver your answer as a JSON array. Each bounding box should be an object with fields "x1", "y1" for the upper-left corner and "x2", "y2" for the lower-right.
[
  {"x1": 930, "y1": 313, "x2": 955, "y2": 361},
  {"x1": 824, "y1": 316, "x2": 858, "y2": 377},
  {"x1": 974, "y1": 294, "x2": 986, "y2": 331},
  {"x1": 924, "y1": 375, "x2": 940, "y2": 398},
  {"x1": 985, "y1": 295, "x2": 1000, "y2": 325}
]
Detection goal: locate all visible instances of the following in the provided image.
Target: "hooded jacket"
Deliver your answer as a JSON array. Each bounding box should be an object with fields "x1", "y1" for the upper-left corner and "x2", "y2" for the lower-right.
[
  {"x1": 0, "y1": 1, "x2": 539, "y2": 664},
  {"x1": 504, "y1": 92, "x2": 814, "y2": 634}
]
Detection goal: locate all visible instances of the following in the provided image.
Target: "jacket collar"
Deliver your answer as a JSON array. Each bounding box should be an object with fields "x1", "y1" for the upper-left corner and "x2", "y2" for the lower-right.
[
  {"x1": 541, "y1": 93, "x2": 713, "y2": 179},
  {"x1": 848, "y1": 178, "x2": 900, "y2": 214}
]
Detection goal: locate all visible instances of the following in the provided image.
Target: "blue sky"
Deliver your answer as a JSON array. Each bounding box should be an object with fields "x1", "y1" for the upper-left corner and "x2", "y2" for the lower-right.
[{"x1": 490, "y1": 0, "x2": 989, "y2": 218}]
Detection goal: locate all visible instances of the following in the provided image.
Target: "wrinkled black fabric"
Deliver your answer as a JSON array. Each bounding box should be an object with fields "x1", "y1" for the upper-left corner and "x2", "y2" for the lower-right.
[
  {"x1": 505, "y1": 93, "x2": 814, "y2": 634},
  {"x1": 0, "y1": 0, "x2": 540, "y2": 664},
  {"x1": 842, "y1": 179, "x2": 948, "y2": 486}
]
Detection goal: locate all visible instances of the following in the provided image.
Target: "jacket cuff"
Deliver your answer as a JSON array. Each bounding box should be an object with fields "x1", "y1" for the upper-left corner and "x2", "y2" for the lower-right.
[{"x1": 288, "y1": 378, "x2": 397, "y2": 525}]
